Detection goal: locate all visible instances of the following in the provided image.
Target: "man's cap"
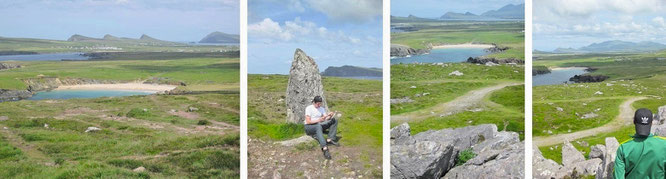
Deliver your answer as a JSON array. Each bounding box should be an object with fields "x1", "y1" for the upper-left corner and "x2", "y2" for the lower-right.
[
  {"x1": 313, "y1": 96, "x2": 323, "y2": 103},
  {"x1": 634, "y1": 108, "x2": 653, "y2": 136}
]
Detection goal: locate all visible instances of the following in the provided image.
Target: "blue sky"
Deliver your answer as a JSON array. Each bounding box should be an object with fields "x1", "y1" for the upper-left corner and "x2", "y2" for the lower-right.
[
  {"x1": 391, "y1": 0, "x2": 523, "y2": 18},
  {"x1": 0, "y1": 0, "x2": 239, "y2": 42},
  {"x1": 534, "y1": 0, "x2": 666, "y2": 51},
  {"x1": 248, "y1": 0, "x2": 382, "y2": 74}
]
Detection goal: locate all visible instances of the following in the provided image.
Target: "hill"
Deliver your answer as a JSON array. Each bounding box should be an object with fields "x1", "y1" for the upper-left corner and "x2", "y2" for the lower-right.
[
  {"x1": 198, "y1": 32, "x2": 239, "y2": 43},
  {"x1": 553, "y1": 40, "x2": 666, "y2": 53},
  {"x1": 321, "y1": 65, "x2": 382, "y2": 77}
]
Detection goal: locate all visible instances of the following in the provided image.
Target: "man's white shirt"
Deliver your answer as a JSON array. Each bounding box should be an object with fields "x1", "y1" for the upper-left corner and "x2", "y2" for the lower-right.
[{"x1": 305, "y1": 104, "x2": 327, "y2": 124}]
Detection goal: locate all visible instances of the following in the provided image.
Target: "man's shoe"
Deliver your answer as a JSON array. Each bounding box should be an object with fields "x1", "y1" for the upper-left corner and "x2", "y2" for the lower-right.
[
  {"x1": 327, "y1": 140, "x2": 340, "y2": 146},
  {"x1": 322, "y1": 148, "x2": 332, "y2": 160}
]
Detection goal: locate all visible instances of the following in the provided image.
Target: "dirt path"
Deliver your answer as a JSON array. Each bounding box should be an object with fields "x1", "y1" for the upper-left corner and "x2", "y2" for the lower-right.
[
  {"x1": 0, "y1": 124, "x2": 53, "y2": 165},
  {"x1": 248, "y1": 137, "x2": 382, "y2": 178},
  {"x1": 391, "y1": 82, "x2": 522, "y2": 123},
  {"x1": 533, "y1": 96, "x2": 647, "y2": 146}
]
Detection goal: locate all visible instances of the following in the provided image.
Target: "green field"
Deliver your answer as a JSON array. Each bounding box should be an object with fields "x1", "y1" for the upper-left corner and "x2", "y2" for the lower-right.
[
  {"x1": 247, "y1": 74, "x2": 382, "y2": 177},
  {"x1": 391, "y1": 63, "x2": 525, "y2": 139},
  {"x1": 392, "y1": 20, "x2": 525, "y2": 59},
  {"x1": 0, "y1": 38, "x2": 240, "y2": 178},
  {"x1": 533, "y1": 50, "x2": 666, "y2": 163}
]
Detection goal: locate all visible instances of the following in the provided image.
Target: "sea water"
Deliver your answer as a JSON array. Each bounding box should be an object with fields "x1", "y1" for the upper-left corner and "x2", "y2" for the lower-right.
[
  {"x1": 29, "y1": 90, "x2": 152, "y2": 100},
  {"x1": 532, "y1": 67, "x2": 588, "y2": 86},
  {"x1": 391, "y1": 48, "x2": 489, "y2": 64}
]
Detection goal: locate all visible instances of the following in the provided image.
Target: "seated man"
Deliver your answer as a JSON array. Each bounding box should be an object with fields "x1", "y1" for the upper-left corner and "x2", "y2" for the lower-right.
[{"x1": 304, "y1": 96, "x2": 339, "y2": 160}]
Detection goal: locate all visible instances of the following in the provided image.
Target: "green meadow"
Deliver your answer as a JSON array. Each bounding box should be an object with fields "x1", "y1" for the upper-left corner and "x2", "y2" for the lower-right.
[
  {"x1": 533, "y1": 50, "x2": 666, "y2": 163},
  {"x1": 247, "y1": 74, "x2": 382, "y2": 149},
  {"x1": 0, "y1": 38, "x2": 240, "y2": 178}
]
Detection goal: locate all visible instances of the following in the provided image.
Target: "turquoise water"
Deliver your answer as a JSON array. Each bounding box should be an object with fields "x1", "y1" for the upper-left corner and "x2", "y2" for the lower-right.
[
  {"x1": 391, "y1": 48, "x2": 489, "y2": 64},
  {"x1": 533, "y1": 67, "x2": 588, "y2": 86},
  {"x1": 29, "y1": 90, "x2": 152, "y2": 100},
  {"x1": 0, "y1": 52, "x2": 89, "y2": 61}
]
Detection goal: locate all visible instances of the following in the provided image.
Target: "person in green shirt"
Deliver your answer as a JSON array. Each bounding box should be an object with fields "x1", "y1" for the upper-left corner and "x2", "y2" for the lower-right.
[{"x1": 614, "y1": 108, "x2": 666, "y2": 179}]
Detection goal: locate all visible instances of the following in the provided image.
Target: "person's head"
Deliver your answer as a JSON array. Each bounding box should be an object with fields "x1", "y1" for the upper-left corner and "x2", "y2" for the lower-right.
[
  {"x1": 312, "y1": 96, "x2": 323, "y2": 108},
  {"x1": 634, "y1": 108, "x2": 653, "y2": 137}
]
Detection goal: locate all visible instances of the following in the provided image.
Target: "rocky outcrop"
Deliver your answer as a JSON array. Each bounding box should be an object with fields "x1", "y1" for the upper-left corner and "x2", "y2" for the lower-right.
[
  {"x1": 321, "y1": 65, "x2": 382, "y2": 78},
  {"x1": 443, "y1": 142, "x2": 524, "y2": 178},
  {"x1": 533, "y1": 66, "x2": 551, "y2": 76},
  {"x1": 390, "y1": 44, "x2": 429, "y2": 57},
  {"x1": 391, "y1": 123, "x2": 523, "y2": 178},
  {"x1": 533, "y1": 137, "x2": 620, "y2": 179},
  {"x1": 562, "y1": 141, "x2": 585, "y2": 166},
  {"x1": 0, "y1": 63, "x2": 21, "y2": 70},
  {"x1": 485, "y1": 44, "x2": 510, "y2": 53},
  {"x1": 23, "y1": 77, "x2": 123, "y2": 91},
  {"x1": 285, "y1": 49, "x2": 327, "y2": 124},
  {"x1": 0, "y1": 89, "x2": 32, "y2": 102},
  {"x1": 466, "y1": 57, "x2": 524, "y2": 65},
  {"x1": 569, "y1": 74, "x2": 609, "y2": 83}
]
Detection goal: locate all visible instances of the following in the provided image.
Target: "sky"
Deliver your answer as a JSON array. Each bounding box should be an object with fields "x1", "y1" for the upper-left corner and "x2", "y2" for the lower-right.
[
  {"x1": 534, "y1": 0, "x2": 666, "y2": 51},
  {"x1": 248, "y1": 0, "x2": 382, "y2": 74},
  {"x1": 391, "y1": 0, "x2": 524, "y2": 18},
  {"x1": 0, "y1": 0, "x2": 239, "y2": 42}
]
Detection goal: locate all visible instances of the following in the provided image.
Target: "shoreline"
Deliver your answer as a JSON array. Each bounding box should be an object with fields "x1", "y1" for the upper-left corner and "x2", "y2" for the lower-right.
[
  {"x1": 54, "y1": 83, "x2": 177, "y2": 93},
  {"x1": 550, "y1": 67, "x2": 588, "y2": 71},
  {"x1": 432, "y1": 43, "x2": 495, "y2": 49}
]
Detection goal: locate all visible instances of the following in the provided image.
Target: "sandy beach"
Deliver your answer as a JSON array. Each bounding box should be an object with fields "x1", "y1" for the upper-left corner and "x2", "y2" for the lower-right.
[
  {"x1": 55, "y1": 83, "x2": 178, "y2": 93},
  {"x1": 432, "y1": 43, "x2": 495, "y2": 49}
]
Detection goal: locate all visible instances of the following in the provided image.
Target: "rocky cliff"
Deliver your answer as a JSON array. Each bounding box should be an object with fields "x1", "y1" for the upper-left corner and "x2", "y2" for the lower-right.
[
  {"x1": 390, "y1": 44, "x2": 430, "y2": 57},
  {"x1": 391, "y1": 123, "x2": 523, "y2": 178},
  {"x1": 285, "y1": 49, "x2": 327, "y2": 124},
  {"x1": 23, "y1": 77, "x2": 124, "y2": 92},
  {"x1": 0, "y1": 89, "x2": 32, "y2": 102}
]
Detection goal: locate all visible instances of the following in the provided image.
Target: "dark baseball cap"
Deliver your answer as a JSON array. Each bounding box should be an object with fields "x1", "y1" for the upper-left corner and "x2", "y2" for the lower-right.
[
  {"x1": 634, "y1": 108, "x2": 653, "y2": 137},
  {"x1": 313, "y1": 96, "x2": 323, "y2": 103}
]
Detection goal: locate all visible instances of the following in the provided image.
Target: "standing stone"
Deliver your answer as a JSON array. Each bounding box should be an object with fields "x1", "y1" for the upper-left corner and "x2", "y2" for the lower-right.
[
  {"x1": 285, "y1": 49, "x2": 327, "y2": 124},
  {"x1": 562, "y1": 141, "x2": 585, "y2": 167},
  {"x1": 659, "y1": 105, "x2": 666, "y2": 124}
]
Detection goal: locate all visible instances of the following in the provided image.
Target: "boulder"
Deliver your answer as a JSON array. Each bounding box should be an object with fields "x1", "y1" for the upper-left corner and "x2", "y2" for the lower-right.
[
  {"x1": 562, "y1": 141, "x2": 585, "y2": 166},
  {"x1": 390, "y1": 123, "x2": 410, "y2": 140},
  {"x1": 133, "y1": 166, "x2": 146, "y2": 172},
  {"x1": 448, "y1": 70, "x2": 463, "y2": 76},
  {"x1": 285, "y1": 49, "x2": 327, "y2": 124},
  {"x1": 472, "y1": 131, "x2": 520, "y2": 154},
  {"x1": 533, "y1": 145, "x2": 567, "y2": 179},
  {"x1": 567, "y1": 158, "x2": 602, "y2": 176},
  {"x1": 276, "y1": 135, "x2": 316, "y2": 147},
  {"x1": 443, "y1": 143, "x2": 524, "y2": 179},
  {"x1": 85, "y1": 127, "x2": 101, "y2": 133},
  {"x1": 589, "y1": 144, "x2": 605, "y2": 159},
  {"x1": 596, "y1": 137, "x2": 619, "y2": 179},
  {"x1": 659, "y1": 105, "x2": 666, "y2": 124},
  {"x1": 391, "y1": 140, "x2": 454, "y2": 178}
]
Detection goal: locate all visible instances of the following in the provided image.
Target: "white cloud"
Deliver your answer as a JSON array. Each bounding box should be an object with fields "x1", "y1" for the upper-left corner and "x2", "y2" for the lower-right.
[
  {"x1": 654, "y1": 16, "x2": 666, "y2": 27},
  {"x1": 248, "y1": 18, "x2": 294, "y2": 41},
  {"x1": 249, "y1": 17, "x2": 363, "y2": 44},
  {"x1": 304, "y1": 0, "x2": 381, "y2": 23}
]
